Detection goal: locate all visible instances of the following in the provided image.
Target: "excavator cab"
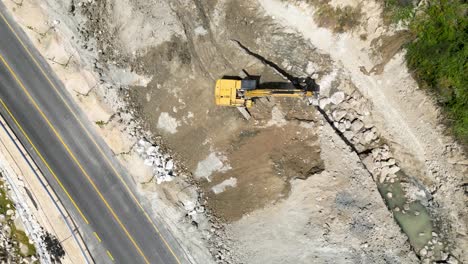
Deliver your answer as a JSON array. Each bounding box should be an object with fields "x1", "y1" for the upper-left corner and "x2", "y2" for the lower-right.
[{"x1": 215, "y1": 79, "x2": 257, "y2": 108}]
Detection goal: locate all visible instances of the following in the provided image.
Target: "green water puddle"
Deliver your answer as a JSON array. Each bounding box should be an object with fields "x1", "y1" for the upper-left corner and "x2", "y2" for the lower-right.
[{"x1": 377, "y1": 172, "x2": 446, "y2": 259}]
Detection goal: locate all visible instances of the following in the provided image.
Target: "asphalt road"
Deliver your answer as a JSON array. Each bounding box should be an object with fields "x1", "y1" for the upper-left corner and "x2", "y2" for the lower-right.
[{"x1": 0, "y1": 4, "x2": 187, "y2": 264}]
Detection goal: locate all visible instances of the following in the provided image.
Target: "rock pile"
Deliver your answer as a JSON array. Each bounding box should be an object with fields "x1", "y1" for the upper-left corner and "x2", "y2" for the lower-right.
[
  {"x1": 207, "y1": 218, "x2": 236, "y2": 264},
  {"x1": 315, "y1": 89, "x2": 455, "y2": 262},
  {"x1": 178, "y1": 188, "x2": 235, "y2": 263},
  {"x1": 418, "y1": 231, "x2": 454, "y2": 263},
  {"x1": 318, "y1": 91, "x2": 404, "y2": 185},
  {"x1": 180, "y1": 192, "x2": 206, "y2": 227},
  {"x1": 318, "y1": 91, "x2": 379, "y2": 153},
  {"x1": 0, "y1": 169, "x2": 61, "y2": 263},
  {"x1": 369, "y1": 146, "x2": 400, "y2": 183},
  {"x1": 136, "y1": 139, "x2": 176, "y2": 184},
  {"x1": 0, "y1": 197, "x2": 38, "y2": 263}
]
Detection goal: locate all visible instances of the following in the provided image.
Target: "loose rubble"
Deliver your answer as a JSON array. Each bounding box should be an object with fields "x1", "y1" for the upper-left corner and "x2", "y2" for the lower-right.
[
  {"x1": 136, "y1": 139, "x2": 176, "y2": 184},
  {"x1": 0, "y1": 171, "x2": 48, "y2": 263},
  {"x1": 315, "y1": 87, "x2": 453, "y2": 261}
]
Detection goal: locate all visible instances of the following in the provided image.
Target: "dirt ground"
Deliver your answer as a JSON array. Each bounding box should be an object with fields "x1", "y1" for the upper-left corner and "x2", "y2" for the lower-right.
[
  {"x1": 8, "y1": 0, "x2": 467, "y2": 263},
  {"x1": 203, "y1": 99, "x2": 323, "y2": 221},
  {"x1": 118, "y1": 0, "x2": 329, "y2": 221},
  {"x1": 226, "y1": 123, "x2": 418, "y2": 264}
]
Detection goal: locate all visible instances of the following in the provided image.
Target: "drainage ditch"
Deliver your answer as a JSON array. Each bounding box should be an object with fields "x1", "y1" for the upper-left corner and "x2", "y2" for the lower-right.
[{"x1": 233, "y1": 40, "x2": 453, "y2": 262}]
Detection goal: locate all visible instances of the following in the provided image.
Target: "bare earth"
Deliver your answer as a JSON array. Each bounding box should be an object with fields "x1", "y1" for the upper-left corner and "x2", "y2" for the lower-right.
[{"x1": 5, "y1": 0, "x2": 467, "y2": 263}]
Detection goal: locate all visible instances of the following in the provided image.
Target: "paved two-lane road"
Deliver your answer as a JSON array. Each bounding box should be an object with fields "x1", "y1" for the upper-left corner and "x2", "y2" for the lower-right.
[{"x1": 0, "y1": 4, "x2": 188, "y2": 264}]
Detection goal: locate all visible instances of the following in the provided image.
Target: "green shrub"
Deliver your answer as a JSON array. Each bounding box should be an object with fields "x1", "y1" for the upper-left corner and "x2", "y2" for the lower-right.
[
  {"x1": 405, "y1": 0, "x2": 468, "y2": 144},
  {"x1": 382, "y1": 0, "x2": 415, "y2": 24},
  {"x1": 315, "y1": 4, "x2": 363, "y2": 33},
  {"x1": 95, "y1": 120, "x2": 105, "y2": 127}
]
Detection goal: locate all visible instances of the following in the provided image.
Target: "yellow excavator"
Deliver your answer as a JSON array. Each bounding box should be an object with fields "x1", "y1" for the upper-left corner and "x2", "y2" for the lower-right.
[{"x1": 215, "y1": 76, "x2": 317, "y2": 108}]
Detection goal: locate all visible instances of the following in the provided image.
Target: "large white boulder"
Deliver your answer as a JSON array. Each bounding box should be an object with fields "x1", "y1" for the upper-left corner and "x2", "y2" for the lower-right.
[{"x1": 330, "y1": 91, "x2": 345, "y2": 105}]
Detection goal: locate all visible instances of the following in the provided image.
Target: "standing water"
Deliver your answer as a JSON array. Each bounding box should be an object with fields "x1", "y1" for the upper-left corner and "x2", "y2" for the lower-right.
[{"x1": 377, "y1": 171, "x2": 446, "y2": 259}]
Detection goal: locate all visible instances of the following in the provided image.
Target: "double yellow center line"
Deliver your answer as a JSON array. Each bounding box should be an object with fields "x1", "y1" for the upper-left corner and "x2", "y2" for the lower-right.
[
  {"x1": 0, "y1": 97, "x2": 89, "y2": 223},
  {"x1": 0, "y1": 55, "x2": 150, "y2": 263},
  {"x1": 0, "y1": 9, "x2": 182, "y2": 264}
]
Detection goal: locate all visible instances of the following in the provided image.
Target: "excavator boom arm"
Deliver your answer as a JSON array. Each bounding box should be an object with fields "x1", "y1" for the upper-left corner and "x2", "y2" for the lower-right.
[
  {"x1": 215, "y1": 78, "x2": 315, "y2": 107},
  {"x1": 244, "y1": 89, "x2": 312, "y2": 98}
]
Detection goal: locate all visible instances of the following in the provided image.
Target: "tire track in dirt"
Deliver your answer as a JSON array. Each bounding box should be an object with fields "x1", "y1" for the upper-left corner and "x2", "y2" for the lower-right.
[{"x1": 171, "y1": 0, "x2": 235, "y2": 80}]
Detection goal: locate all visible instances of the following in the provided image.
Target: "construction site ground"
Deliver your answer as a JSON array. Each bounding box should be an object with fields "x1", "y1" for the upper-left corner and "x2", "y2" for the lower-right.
[{"x1": 4, "y1": 0, "x2": 467, "y2": 263}]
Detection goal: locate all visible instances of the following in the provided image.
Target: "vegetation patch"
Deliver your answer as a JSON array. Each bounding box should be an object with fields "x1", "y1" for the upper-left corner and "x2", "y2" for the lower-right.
[
  {"x1": 42, "y1": 231, "x2": 65, "y2": 261},
  {"x1": 404, "y1": 0, "x2": 468, "y2": 144},
  {"x1": 0, "y1": 182, "x2": 14, "y2": 214},
  {"x1": 381, "y1": 0, "x2": 467, "y2": 146},
  {"x1": 382, "y1": 0, "x2": 416, "y2": 24},
  {"x1": 0, "y1": 180, "x2": 37, "y2": 258},
  {"x1": 314, "y1": 3, "x2": 363, "y2": 33},
  {"x1": 12, "y1": 225, "x2": 37, "y2": 257},
  {"x1": 95, "y1": 120, "x2": 106, "y2": 127}
]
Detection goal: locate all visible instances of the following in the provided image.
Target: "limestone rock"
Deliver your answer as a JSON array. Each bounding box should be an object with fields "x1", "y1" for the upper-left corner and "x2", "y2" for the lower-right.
[
  {"x1": 388, "y1": 165, "x2": 400, "y2": 175},
  {"x1": 3, "y1": 225, "x2": 11, "y2": 236},
  {"x1": 337, "y1": 122, "x2": 347, "y2": 132},
  {"x1": 19, "y1": 243, "x2": 29, "y2": 256},
  {"x1": 380, "y1": 167, "x2": 390, "y2": 183},
  {"x1": 362, "y1": 130, "x2": 377, "y2": 144},
  {"x1": 319, "y1": 98, "x2": 330, "y2": 109},
  {"x1": 165, "y1": 159, "x2": 174, "y2": 171},
  {"x1": 351, "y1": 120, "x2": 364, "y2": 132},
  {"x1": 330, "y1": 92, "x2": 345, "y2": 105},
  {"x1": 332, "y1": 110, "x2": 347, "y2": 122},
  {"x1": 343, "y1": 130, "x2": 354, "y2": 140},
  {"x1": 344, "y1": 120, "x2": 351, "y2": 130},
  {"x1": 381, "y1": 150, "x2": 391, "y2": 160}
]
